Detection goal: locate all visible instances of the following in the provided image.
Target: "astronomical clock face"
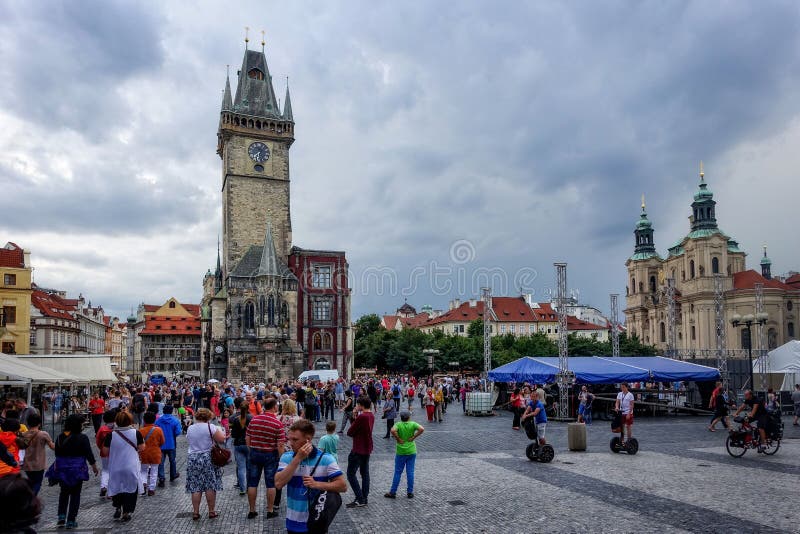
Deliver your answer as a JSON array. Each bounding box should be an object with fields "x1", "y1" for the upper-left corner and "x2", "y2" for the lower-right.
[{"x1": 248, "y1": 142, "x2": 270, "y2": 163}]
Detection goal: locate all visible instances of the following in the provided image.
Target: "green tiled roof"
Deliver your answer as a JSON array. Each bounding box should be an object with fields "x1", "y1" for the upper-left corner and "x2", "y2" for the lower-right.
[
  {"x1": 629, "y1": 251, "x2": 660, "y2": 261},
  {"x1": 686, "y1": 228, "x2": 723, "y2": 239}
]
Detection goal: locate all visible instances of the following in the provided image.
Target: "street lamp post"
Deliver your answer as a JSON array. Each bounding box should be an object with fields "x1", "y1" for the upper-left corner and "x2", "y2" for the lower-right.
[{"x1": 730, "y1": 312, "x2": 768, "y2": 391}]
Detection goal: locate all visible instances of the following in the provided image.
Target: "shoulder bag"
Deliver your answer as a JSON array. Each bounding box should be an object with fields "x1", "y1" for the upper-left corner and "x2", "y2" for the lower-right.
[
  {"x1": 306, "y1": 451, "x2": 343, "y2": 534},
  {"x1": 207, "y1": 423, "x2": 230, "y2": 467}
]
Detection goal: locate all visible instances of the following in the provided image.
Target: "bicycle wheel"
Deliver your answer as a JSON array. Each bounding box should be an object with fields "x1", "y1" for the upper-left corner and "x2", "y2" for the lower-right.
[
  {"x1": 725, "y1": 434, "x2": 746, "y2": 458},
  {"x1": 762, "y1": 439, "x2": 780, "y2": 456}
]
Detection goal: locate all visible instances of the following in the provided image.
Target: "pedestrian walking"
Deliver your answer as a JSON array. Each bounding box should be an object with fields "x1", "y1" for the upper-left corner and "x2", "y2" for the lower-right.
[
  {"x1": 20, "y1": 412, "x2": 55, "y2": 495},
  {"x1": 138, "y1": 412, "x2": 164, "y2": 496},
  {"x1": 433, "y1": 384, "x2": 444, "y2": 423},
  {"x1": 103, "y1": 410, "x2": 144, "y2": 523},
  {"x1": 275, "y1": 419, "x2": 347, "y2": 533},
  {"x1": 510, "y1": 388, "x2": 523, "y2": 430},
  {"x1": 95, "y1": 410, "x2": 116, "y2": 497},
  {"x1": 346, "y1": 397, "x2": 374, "y2": 508},
  {"x1": 46, "y1": 413, "x2": 99, "y2": 529},
  {"x1": 245, "y1": 398, "x2": 285, "y2": 520},
  {"x1": 425, "y1": 389, "x2": 435, "y2": 422},
  {"x1": 155, "y1": 404, "x2": 182, "y2": 487},
  {"x1": 385, "y1": 411, "x2": 424, "y2": 499},
  {"x1": 185, "y1": 408, "x2": 226, "y2": 520},
  {"x1": 338, "y1": 390, "x2": 354, "y2": 433},
  {"x1": 382, "y1": 391, "x2": 396, "y2": 438},
  {"x1": 230, "y1": 399, "x2": 252, "y2": 496},
  {"x1": 88, "y1": 393, "x2": 105, "y2": 434},
  {"x1": 131, "y1": 388, "x2": 147, "y2": 428}
]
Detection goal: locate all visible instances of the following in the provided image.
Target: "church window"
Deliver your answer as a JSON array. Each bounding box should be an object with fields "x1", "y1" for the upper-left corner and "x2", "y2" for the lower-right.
[
  {"x1": 712, "y1": 257, "x2": 719, "y2": 274},
  {"x1": 659, "y1": 322, "x2": 666, "y2": 343},
  {"x1": 312, "y1": 333, "x2": 322, "y2": 350},
  {"x1": 244, "y1": 302, "x2": 255, "y2": 332},
  {"x1": 649, "y1": 276, "x2": 656, "y2": 293},
  {"x1": 768, "y1": 328, "x2": 778, "y2": 350},
  {"x1": 788, "y1": 322, "x2": 795, "y2": 339},
  {"x1": 258, "y1": 296, "x2": 265, "y2": 324},
  {"x1": 256, "y1": 120, "x2": 261, "y2": 129},
  {"x1": 247, "y1": 68, "x2": 264, "y2": 80},
  {"x1": 787, "y1": 301, "x2": 793, "y2": 311},
  {"x1": 312, "y1": 265, "x2": 332, "y2": 288},
  {"x1": 322, "y1": 333, "x2": 332, "y2": 350},
  {"x1": 691, "y1": 325, "x2": 696, "y2": 341},
  {"x1": 638, "y1": 282, "x2": 643, "y2": 293},
  {"x1": 689, "y1": 260, "x2": 695, "y2": 279},
  {"x1": 281, "y1": 302, "x2": 289, "y2": 327},
  {"x1": 268, "y1": 295, "x2": 276, "y2": 326},
  {"x1": 631, "y1": 278, "x2": 635, "y2": 294}
]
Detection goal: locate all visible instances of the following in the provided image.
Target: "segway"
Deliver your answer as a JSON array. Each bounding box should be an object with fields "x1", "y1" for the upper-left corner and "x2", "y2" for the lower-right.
[
  {"x1": 523, "y1": 417, "x2": 555, "y2": 463},
  {"x1": 609, "y1": 411, "x2": 638, "y2": 455}
]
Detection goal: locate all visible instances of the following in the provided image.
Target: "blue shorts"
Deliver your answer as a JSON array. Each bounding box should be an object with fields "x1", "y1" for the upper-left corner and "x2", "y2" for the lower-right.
[
  {"x1": 578, "y1": 405, "x2": 585, "y2": 415},
  {"x1": 247, "y1": 449, "x2": 279, "y2": 489}
]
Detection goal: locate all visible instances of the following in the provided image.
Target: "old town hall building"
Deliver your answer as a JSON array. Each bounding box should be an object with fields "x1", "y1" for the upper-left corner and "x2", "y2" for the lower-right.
[{"x1": 201, "y1": 40, "x2": 351, "y2": 382}]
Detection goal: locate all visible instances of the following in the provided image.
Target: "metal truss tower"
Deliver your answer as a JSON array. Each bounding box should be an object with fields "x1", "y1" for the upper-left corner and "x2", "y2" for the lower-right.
[
  {"x1": 555, "y1": 263, "x2": 571, "y2": 420},
  {"x1": 755, "y1": 282, "x2": 768, "y2": 394},
  {"x1": 482, "y1": 287, "x2": 492, "y2": 391},
  {"x1": 714, "y1": 274, "x2": 728, "y2": 392},
  {"x1": 610, "y1": 294, "x2": 620, "y2": 357},
  {"x1": 665, "y1": 278, "x2": 677, "y2": 359}
]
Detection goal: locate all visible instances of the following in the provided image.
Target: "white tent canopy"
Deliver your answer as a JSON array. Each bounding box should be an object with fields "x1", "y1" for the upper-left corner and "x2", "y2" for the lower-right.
[
  {"x1": 753, "y1": 340, "x2": 800, "y2": 391},
  {"x1": 18, "y1": 355, "x2": 117, "y2": 385},
  {"x1": 0, "y1": 353, "x2": 81, "y2": 383}
]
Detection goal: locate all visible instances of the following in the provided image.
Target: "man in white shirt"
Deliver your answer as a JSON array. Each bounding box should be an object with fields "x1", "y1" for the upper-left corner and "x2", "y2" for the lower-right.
[{"x1": 615, "y1": 383, "x2": 635, "y2": 444}]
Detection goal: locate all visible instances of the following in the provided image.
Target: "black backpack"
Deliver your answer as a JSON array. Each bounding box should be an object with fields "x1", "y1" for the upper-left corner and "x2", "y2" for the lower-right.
[{"x1": 133, "y1": 395, "x2": 145, "y2": 413}]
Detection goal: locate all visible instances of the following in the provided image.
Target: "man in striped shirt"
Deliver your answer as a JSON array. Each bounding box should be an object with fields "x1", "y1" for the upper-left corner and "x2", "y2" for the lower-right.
[
  {"x1": 246, "y1": 397, "x2": 285, "y2": 520},
  {"x1": 276, "y1": 419, "x2": 346, "y2": 534}
]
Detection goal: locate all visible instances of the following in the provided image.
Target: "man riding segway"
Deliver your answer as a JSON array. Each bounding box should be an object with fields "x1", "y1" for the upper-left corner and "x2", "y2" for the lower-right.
[
  {"x1": 611, "y1": 383, "x2": 638, "y2": 454},
  {"x1": 521, "y1": 391, "x2": 554, "y2": 463}
]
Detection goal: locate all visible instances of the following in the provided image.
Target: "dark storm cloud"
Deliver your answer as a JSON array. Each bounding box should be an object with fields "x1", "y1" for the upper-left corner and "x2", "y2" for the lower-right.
[{"x1": 0, "y1": 0, "x2": 164, "y2": 139}]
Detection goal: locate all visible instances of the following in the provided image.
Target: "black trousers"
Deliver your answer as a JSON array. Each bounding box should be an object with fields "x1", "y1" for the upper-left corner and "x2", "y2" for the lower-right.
[
  {"x1": 91, "y1": 413, "x2": 103, "y2": 433},
  {"x1": 347, "y1": 452, "x2": 370, "y2": 503},
  {"x1": 112, "y1": 491, "x2": 138, "y2": 514},
  {"x1": 58, "y1": 481, "x2": 83, "y2": 521},
  {"x1": 512, "y1": 407, "x2": 521, "y2": 428},
  {"x1": 384, "y1": 418, "x2": 394, "y2": 437}
]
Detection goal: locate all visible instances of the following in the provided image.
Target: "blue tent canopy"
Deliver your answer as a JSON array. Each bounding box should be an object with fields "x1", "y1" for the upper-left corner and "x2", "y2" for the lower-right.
[{"x1": 488, "y1": 356, "x2": 719, "y2": 385}]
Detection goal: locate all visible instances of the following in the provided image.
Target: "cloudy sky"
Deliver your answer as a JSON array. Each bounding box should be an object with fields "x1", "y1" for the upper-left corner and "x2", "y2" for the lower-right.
[{"x1": 2, "y1": 0, "x2": 799, "y2": 321}]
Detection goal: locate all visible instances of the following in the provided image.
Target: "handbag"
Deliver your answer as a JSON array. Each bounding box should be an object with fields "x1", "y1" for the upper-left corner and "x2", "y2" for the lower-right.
[
  {"x1": 306, "y1": 451, "x2": 342, "y2": 534},
  {"x1": 208, "y1": 423, "x2": 231, "y2": 467}
]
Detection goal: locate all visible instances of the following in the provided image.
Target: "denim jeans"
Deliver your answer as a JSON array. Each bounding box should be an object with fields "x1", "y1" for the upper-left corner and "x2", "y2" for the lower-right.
[
  {"x1": 234, "y1": 444, "x2": 249, "y2": 490},
  {"x1": 158, "y1": 448, "x2": 177, "y2": 481},
  {"x1": 346, "y1": 451, "x2": 370, "y2": 503},
  {"x1": 389, "y1": 454, "x2": 416, "y2": 494},
  {"x1": 584, "y1": 407, "x2": 593, "y2": 425},
  {"x1": 248, "y1": 449, "x2": 278, "y2": 488},
  {"x1": 58, "y1": 481, "x2": 82, "y2": 522}
]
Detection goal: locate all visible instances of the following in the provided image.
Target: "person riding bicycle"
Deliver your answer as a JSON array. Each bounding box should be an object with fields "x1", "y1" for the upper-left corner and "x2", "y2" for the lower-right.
[
  {"x1": 734, "y1": 389, "x2": 769, "y2": 452},
  {"x1": 614, "y1": 383, "x2": 635, "y2": 445},
  {"x1": 521, "y1": 394, "x2": 547, "y2": 446}
]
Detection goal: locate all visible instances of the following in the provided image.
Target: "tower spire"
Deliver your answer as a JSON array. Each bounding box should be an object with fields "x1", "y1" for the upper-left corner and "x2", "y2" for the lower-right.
[
  {"x1": 691, "y1": 161, "x2": 717, "y2": 232},
  {"x1": 641, "y1": 193, "x2": 646, "y2": 213},
  {"x1": 244, "y1": 26, "x2": 249, "y2": 49},
  {"x1": 699, "y1": 160, "x2": 704, "y2": 182},
  {"x1": 760, "y1": 243, "x2": 772, "y2": 279},
  {"x1": 632, "y1": 195, "x2": 657, "y2": 260},
  {"x1": 283, "y1": 78, "x2": 293, "y2": 122},
  {"x1": 221, "y1": 65, "x2": 233, "y2": 112}
]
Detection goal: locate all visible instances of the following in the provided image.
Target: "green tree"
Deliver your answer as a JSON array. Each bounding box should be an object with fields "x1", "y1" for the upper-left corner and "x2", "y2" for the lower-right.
[{"x1": 354, "y1": 314, "x2": 381, "y2": 340}]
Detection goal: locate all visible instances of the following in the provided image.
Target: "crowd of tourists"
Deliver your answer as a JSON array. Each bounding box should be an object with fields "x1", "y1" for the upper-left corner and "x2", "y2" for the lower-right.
[{"x1": 0, "y1": 373, "x2": 469, "y2": 533}]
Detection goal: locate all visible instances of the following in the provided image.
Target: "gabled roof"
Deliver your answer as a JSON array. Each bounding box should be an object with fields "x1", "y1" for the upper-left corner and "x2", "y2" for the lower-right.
[
  {"x1": 529, "y1": 302, "x2": 559, "y2": 322},
  {"x1": 400, "y1": 313, "x2": 430, "y2": 328},
  {"x1": 421, "y1": 297, "x2": 537, "y2": 327},
  {"x1": 0, "y1": 242, "x2": 24, "y2": 268},
  {"x1": 233, "y1": 49, "x2": 282, "y2": 119},
  {"x1": 785, "y1": 273, "x2": 800, "y2": 289},
  {"x1": 229, "y1": 245, "x2": 295, "y2": 279},
  {"x1": 31, "y1": 290, "x2": 76, "y2": 321},
  {"x1": 732, "y1": 270, "x2": 797, "y2": 291},
  {"x1": 382, "y1": 316, "x2": 399, "y2": 330}
]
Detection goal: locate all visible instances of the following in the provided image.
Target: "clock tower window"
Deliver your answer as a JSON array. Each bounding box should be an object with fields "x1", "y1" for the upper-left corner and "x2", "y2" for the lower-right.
[{"x1": 248, "y1": 68, "x2": 265, "y2": 80}]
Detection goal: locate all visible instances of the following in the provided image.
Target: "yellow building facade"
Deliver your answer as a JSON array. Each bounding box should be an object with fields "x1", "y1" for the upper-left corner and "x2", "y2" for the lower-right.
[{"x1": 0, "y1": 242, "x2": 32, "y2": 355}]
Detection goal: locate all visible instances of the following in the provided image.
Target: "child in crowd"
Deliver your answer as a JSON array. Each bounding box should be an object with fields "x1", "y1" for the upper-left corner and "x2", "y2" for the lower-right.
[
  {"x1": 317, "y1": 421, "x2": 339, "y2": 461},
  {"x1": 139, "y1": 412, "x2": 165, "y2": 496}
]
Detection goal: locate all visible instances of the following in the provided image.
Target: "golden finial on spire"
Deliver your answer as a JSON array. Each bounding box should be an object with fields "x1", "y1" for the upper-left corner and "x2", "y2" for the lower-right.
[
  {"x1": 699, "y1": 160, "x2": 704, "y2": 180},
  {"x1": 261, "y1": 30, "x2": 265, "y2": 51},
  {"x1": 641, "y1": 193, "x2": 646, "y2": 212},
  {"x1": 244, "y1": 26, "x2": 250, "y2": 47},
  {"x1": 763, "y1": 243, "x2": 768, "y2": 256}
]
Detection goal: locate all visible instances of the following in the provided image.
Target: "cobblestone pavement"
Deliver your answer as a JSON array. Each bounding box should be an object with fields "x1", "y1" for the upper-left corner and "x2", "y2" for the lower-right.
[{"x1": 32, "y1": 405, "x2": 800, "y2": 533}]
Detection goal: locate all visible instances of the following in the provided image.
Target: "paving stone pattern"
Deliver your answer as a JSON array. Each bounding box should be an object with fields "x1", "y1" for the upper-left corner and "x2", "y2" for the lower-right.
[{"x1": 33, "y1": 405, "x2": 800, "y2": 533}]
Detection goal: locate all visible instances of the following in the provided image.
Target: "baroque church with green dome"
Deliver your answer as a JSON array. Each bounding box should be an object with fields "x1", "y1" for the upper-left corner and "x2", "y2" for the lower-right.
[{"x1": 624, "y1": 165, "x2": 799, "y2": 355}]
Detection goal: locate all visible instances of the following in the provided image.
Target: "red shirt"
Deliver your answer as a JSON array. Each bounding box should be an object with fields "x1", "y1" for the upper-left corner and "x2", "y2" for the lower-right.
[
  {"x1": 347, "y1": 411, "x2": 374, "y2": 455},
  {"x1": 246, "y1": 412, "x2": 285, "y2": 452},
  {"x1": 89, "y1": 398, "x2": 105, "y2": 415}
]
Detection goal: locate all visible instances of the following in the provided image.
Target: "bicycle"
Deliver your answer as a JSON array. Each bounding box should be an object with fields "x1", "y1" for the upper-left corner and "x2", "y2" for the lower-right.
[{"x1": 725, "y1": 414, "x2": 782, "y2": 458}]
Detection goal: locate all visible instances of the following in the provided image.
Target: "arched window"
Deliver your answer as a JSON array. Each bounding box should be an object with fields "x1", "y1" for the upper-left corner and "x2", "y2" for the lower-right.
[
  {"x1": 631, "y1": 278, "x2": 636, "y2": 294},
  {"x1": 312, "y1": 333, "x2": 322, "y2": 350},
  {"x1": 258, "y1": 295, "x2": 265, "y2": 325},
  {"x1": 281, "y1": 302, "x2": 289, "y2": 327},
  {"x1": 639, "y1": 281, "x2": 643, "y2": 293},
  {"x1": 247, "y1": 68, "x2": 264, "y2": 80},
  {"x1": 768, "y1": 328, "x2": 778, "y2": 350},
  {"x1": 691, "y1": 325, "x2": 696, "y2": 341},
  {"x1": 244, "y1": 302, "x2": 255, "y2": 331},
  {"x1": 649, "y1": 276, "x2": 656, "y2": 293},
  {"x1": 267, "y1": 295, "x2": 275, "y2": 326},
  {"x1": 789, "y1": 322, "x2": 795, "y2": 339},
  {"x1": 690, "y1": 260, "x2": 695, "y2": 279},
  {"x1": 169, "y1": 301, "x2": 176, "y2": 309},
  {"x1": 659, "y1": 322, "x2": 666, "y2": 343},
  {"x1": 711, "y1": 257, "x2": 719, "y2": 274},
  {"x1": 322, "y1": 333, "x2": 332, "y2": 350}
]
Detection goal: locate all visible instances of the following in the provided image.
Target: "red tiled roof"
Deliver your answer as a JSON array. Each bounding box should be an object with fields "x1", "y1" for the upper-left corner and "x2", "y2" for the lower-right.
[
  {"x1": 31, "y1": 290, "x2": 76, "y2": 321},
  {"x1": 529, "y1": 302, "x2": 558, "y2": 322},
  {"x1": 786, "y1": 273, "x2": 800, "y2": 288},
  {"x1": 382, "y1": 316, "x2": 399, "y2": 330},
  {"x1": 400, "y1": 312, "x2": 429, "y2": 328},
  {"x1": 142, "y1": 304, "x2": 160, "y2": 313},
  {"x1": 422, "y1": 297, "x2": 537, "y2": 327},
  {"x1": 183, "y1": 304, "x2": 201, "y2": 316},
  {"x1": 0, "y1": 243, "x2": 24, "y2": 268},
  {"x1": 567, "y1": 316, "x2": 606, "y2": 331},
  {"x1": 733, "y1": 270, "x2": 797, "y2": 291},
  {"x1": 140, "y1": 315, "x2": 202, "y2": 336}
]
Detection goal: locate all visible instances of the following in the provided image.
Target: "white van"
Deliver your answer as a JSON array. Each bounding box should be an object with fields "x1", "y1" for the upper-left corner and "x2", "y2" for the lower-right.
[{"x1": 297, "y1": 369, "x2": 340, "y2": 383}]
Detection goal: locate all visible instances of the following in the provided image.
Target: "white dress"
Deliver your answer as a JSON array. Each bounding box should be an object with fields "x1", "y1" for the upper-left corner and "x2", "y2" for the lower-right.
[{"x1": 107, "y1": 427, "x2": 141, "y2": 496}]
